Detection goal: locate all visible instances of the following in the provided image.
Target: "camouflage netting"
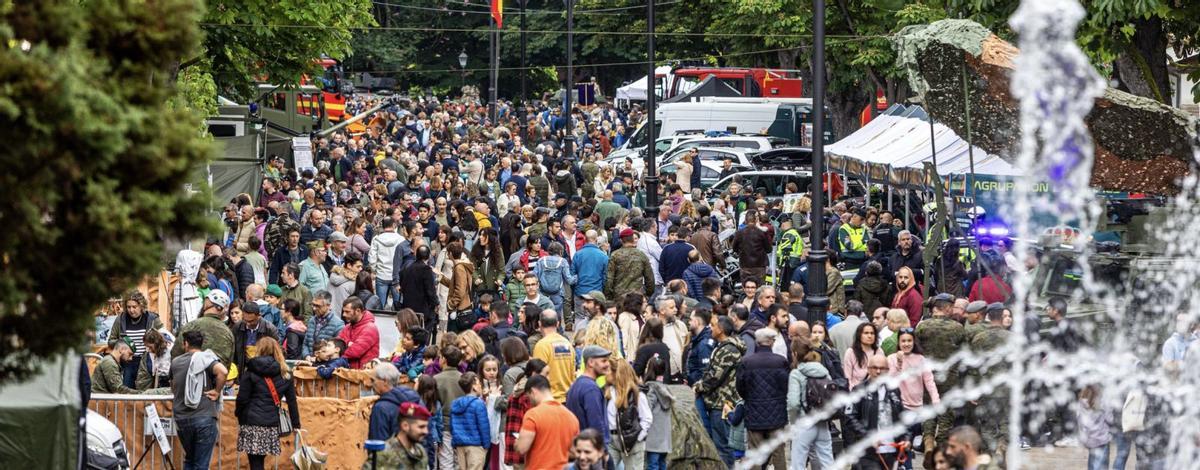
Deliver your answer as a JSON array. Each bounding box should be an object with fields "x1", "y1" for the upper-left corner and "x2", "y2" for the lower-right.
[{"x1": 893, "y1": 19, "x2": 1198, "y2": 194}]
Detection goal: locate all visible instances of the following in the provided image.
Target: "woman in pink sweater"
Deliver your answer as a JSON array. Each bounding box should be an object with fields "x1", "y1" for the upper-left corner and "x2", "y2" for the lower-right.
[
  {"x1": 887, "y1": 329, "x2": 940, "y2": 461},
  {"x1": 842, "y1": 322, "x2": 882, "y2": 390}
]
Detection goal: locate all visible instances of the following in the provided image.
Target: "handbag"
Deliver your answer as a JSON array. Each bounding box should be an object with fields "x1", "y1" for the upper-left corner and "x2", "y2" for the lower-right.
[
  {"x1": 263, "y1": 377, "x2": 293, "y2": 436},
  {"x1": 291, "y1": 430, "x2": 327, "y2": 470}
]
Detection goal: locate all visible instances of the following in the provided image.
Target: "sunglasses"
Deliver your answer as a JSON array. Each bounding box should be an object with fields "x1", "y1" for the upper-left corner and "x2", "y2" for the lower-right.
[{"x1": 899, "y1": 327, "x2": 915, "y2": 334}]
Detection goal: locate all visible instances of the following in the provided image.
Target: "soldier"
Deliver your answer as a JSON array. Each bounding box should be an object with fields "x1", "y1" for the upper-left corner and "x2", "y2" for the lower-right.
[
  {"x1": 693, "y1": 315, "x2": 746, "y2": 468},
  {"x1": 369, "y1": 402, "x2": 431, "y2": 469},
  {"x1": 968, "y1": 303, "x2": 1013, "y2": 462},
  {"x1": 962, "y1": 300, "x2": 988, "y2": 339},
  {"x1": 604, "y1": 228, "x2": 654, "y2": 300},
  {"x1": 915, "y1": 293, "x2": 967, "y2": 452},
  {"x1": 264, "y1": 202, "x2": 300, "y2": 258}
]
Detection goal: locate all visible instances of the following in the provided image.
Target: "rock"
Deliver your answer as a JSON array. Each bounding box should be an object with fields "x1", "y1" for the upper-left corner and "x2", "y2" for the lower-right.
[{"x1": 894, "y1": 19, "x2": 1197, "y2": 194}]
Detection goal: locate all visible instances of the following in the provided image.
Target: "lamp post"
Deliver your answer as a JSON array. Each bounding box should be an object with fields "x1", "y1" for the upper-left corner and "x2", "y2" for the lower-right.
[
  {"x1": 563, "y1": 0, "x2": 575, "y2": 161},
  {"x1": 642, "y1": 0, "x2": 659, "y2": 219},
  {"x1": 805, "y1": 0, "x2": 829, "y2": 321},
  {"x1": 458, "y1": 51, "x2": 468, "y2": 90},
  {"x1": 519, "y1": 0, "x2": 528, "y2": 143}
]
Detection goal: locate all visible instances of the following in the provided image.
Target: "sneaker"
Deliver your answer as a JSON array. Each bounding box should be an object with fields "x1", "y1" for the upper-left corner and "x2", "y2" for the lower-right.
[
  {"x1": 1053, "y1": 437, "x2": 1080, "y2": 447},
  {"x1": 1020, "y1": 437, "x2": 1032, "y2": 450}
]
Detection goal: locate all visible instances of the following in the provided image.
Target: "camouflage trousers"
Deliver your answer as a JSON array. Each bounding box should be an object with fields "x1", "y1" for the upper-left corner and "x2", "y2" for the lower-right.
[
  {"x1": 977, "y1": 394, "x2": 1010, "y2": 461},
  {"x1": 923, "y1": 379, "x2": 957, "y2": 451}
]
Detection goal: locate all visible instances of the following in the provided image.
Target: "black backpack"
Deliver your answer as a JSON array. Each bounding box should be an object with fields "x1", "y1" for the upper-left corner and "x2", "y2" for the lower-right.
[
  {"x1": 804, "y1": 376, "x2": 843, "y2": 413},
  {"x1": 615, "y1": 390, "x2": 643, "y2": 450}
]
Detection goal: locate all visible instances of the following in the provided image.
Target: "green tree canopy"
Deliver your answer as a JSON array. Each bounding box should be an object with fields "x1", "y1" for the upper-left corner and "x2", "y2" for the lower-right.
[{"x1": 0, "y1": 0, "x2": 214, "y2": 383}]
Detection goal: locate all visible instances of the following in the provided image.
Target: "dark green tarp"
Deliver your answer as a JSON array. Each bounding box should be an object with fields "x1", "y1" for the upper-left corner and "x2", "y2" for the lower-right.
[{"x1": 0, "y1": 355, "x2": 81, "y2": 469}]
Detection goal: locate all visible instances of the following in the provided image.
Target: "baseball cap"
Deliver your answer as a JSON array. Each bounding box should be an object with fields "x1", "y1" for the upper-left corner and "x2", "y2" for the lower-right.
[
  {"x1": 306, "y1": 240, "x2": 325, "y2": 251},
  {"x1": 265, "y1": 284, "x2": 283, "y2": 298},
  {"x1": 581, "y1": 345, "x2": 612, "y2": 360},
  {"x1": 582, "y1": 291, "x2": 607, "y2": 303},
  {"x1": 399, "y1": 402, "x2": 432, "y2": 421},
  {"x1": 328, "y1": 231, "x2": 350, "y2": 243},
  {"x1": 206, "y1": 290, "x2": 230, "y2": 310},
  {"x1": 619, "y1": 228, "x2": 636, "y2": 239},
  {"x1": 965, "y1": 301, "x2": 987, "y2": 314}
]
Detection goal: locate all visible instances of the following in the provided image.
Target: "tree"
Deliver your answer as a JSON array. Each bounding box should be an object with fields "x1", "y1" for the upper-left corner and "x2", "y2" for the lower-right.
[
  {"x1": 191, "y1": 0, "x2": 376, "y2": 102},
  {"x1": 0, "y1": 0, "x2": 214, "y2": 383}
]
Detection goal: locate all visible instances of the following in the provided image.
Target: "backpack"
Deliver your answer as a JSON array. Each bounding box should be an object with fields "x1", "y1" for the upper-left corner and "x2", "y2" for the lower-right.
[
  {"x1": 615, "y1": 390, "x2": 643, "y2": 450},
  {"x1": 804, "y1": 376, "x2": 842, "y2": 413},
  {"x1": 536, "y1": 258, "x2": 565, "y2": 295}
]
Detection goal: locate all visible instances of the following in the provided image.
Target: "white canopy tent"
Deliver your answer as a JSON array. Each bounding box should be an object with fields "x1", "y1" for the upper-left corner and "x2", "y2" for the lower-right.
[
  {"x1": 826, "y1": 104, "x2": 1020, "y2": 188},
  {"x1": 615, "y1": 66, "x2": 673, "y2": 103}
]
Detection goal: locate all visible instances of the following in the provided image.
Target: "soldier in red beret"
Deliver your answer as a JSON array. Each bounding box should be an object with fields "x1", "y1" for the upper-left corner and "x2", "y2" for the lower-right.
[{"x1": 370, "y1": 402, "x2": 431, "y2": 469}]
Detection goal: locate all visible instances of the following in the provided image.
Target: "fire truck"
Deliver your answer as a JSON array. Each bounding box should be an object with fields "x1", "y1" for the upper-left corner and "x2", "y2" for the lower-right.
[
  {"x1": 293, "y1": 58, "x2": 350, "y2": 123},
  {"x1": 666, "y1": 66, "x2": 803, "y2": 100}
]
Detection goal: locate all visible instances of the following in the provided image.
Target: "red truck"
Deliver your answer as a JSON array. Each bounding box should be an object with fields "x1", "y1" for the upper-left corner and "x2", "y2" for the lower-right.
[{"x1": 667, "y1": 67, "x2": 803, "y2": 100}]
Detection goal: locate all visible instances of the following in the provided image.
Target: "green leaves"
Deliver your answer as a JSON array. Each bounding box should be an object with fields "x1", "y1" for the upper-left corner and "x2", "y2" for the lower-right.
[{"x1": 0, "y1": 0, "x2": 215, "y2": 383}]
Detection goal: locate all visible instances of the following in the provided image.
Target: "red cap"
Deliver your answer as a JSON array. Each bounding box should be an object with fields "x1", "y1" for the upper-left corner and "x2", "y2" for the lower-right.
[
  {"x1": 399, "y1": 402, "x2": 432, "y2": 421},
  {"x1": 619, "y1": 228, "x2": 636, "y2": 239}
]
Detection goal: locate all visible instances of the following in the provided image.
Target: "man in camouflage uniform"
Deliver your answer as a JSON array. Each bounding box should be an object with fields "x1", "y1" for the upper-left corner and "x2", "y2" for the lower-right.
[
  {"x1": 604, "y1": 228, "x2": 655, "y2": 299},
  {"x1": 368, "y1": 402, "x2": 431, "y2": 470},
  {"x1": 915, "y1": 293, "x2": 967, "y2": 453},
  {"x1": 264, "y1": 203, "x2": 300, "y2": 259},
  {"x1": 968, "y1": 303, "x2": 1013, "y2": 462},
  {"x1": 693, "y1": 315, "x2": 745, "y2": 468},
  {"x1": 962, "y1": 300, "x2": 988, "y2": 339}
]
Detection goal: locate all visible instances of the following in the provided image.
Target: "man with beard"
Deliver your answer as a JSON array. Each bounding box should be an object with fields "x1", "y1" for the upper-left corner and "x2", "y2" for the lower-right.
[
  {"x1": 944, "y1": 425, "x2": 1000, "y2": 470},
  {"x1": 891, "y1": 266, "x2": 924, "y2": 328},
  {"x1": 845, "y1": 355, "x2": 908, "y2": 470},
  {"x1": 888, "y1": 230, "x2": 924, "y2": 285},
  {"x1": 374, "y1": 402, "x2": 433, "y2": 469}
]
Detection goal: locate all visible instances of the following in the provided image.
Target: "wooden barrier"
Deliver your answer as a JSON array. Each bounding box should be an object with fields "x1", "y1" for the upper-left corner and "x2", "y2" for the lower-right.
[
  {"x1": 89, "y1": 394, "x2": 377, "y2": 470},
  {"x1": 292, "y1": 367, "x2": 375, "y2": 399}
]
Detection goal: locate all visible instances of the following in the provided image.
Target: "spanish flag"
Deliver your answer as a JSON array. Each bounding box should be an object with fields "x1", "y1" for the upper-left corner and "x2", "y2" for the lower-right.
[{"x1": 491, "y1": 0, "x2": 503, "y2": 28}]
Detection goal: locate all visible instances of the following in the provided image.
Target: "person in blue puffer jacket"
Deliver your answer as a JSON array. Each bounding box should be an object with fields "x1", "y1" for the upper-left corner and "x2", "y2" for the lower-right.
[
  {"x1": 367, "y1": 362, "x2": 422, "y2": 441},
  {"x1": 392, "y1": 327, "x2": 428, "y2": 381},
  {"x1": 450, "y1": 372, "x2": 491, "y2": 467},
  {"x1": 681, "y1": 251, "x2": 720, "y2": 300}
]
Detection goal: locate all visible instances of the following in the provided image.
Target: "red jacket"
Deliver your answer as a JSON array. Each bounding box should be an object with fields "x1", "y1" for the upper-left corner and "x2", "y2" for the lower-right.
[
  {"x1": 969, "y1": 277, "x2": 1011, "y2": 304},
  {"x1": 337, "y1": 311, "x2": 379, "y2": 369},
  {"x1": 891, "y1": 286, "x2": 924, "y2": 328}
]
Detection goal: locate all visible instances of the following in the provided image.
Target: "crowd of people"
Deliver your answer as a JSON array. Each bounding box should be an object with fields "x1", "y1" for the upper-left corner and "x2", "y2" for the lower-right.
[{"x1": 83, "y1": 93, "x2": 1187, "y2": 470}]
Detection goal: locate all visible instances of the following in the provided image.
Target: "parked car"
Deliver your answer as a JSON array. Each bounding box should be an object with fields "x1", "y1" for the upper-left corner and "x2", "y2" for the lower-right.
[
  {"x1": 658, "y1": 160, "x2": 753, "y2": 190},
  {"x1": 659, "y1": 135, "x2": 788, "y2": 165}
]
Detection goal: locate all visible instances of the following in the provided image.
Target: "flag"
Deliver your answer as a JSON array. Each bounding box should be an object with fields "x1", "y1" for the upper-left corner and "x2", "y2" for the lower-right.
[{"x1": 491, "y1": 0, "x2": 503, "y2": 28}]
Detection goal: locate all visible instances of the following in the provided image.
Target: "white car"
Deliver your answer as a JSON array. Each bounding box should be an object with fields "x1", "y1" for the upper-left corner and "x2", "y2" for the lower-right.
[
  {"x1": 606, "y1": 133, "x2": 703, "y2": 164},
  {"x1": 659, "y1": 135, "x2": 787, "y2": 164}
]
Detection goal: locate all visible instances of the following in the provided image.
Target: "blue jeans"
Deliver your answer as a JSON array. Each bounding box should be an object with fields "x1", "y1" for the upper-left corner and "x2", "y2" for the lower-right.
[
  {"x1": 121, "y1": 356, "x2": 140, "y2": 388},
  {"x1": 1113, "y1": 431, "x2": 1134, "y2": 470},
  {"x1": 706, "y1": 406, "x2": 733, "y2": 468},
  {"x1": 791, "y1": 421, "x2": 835, "y2": 470},
  {"x1": 646, "y1": 451, "x2": 667, "y2": 470},
  {"x1": 1088, "y1": 444, "x2": 1110, "y2": 470},
  {"x1": 375, "y1": 279, "x2": 398, "y2": 310},
  {"x1": 695, "y1": 398, "x2": 712, "y2": 437},
  {"x1": 175, "y1": 416, "x2": 218, "y2": 470}
]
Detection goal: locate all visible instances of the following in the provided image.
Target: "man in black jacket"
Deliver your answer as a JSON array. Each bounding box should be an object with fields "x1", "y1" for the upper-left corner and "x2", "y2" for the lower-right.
[
  {"x1": 887, "y1": 230, "x2": 924, "y2": 284},
  {"x1": 735, "y1": 328, "x2": 791, "y2": 470},
  {"x1": 845, "y1": 355, "x2": 910, "y2": 470},
  {"x1": 731, "y1": 211, "x2": 772, "y2": 285},
  {"x1": 398, "y1": 245, "x2": 439, "y2": 341},
  {"x1": 232, "y1": 302, "x2": 280, "y2": 377}
]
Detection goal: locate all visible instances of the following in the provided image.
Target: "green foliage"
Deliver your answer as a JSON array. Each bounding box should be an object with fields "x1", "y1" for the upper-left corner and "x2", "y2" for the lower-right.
[
  {"x1": 0, "y1": 0, "x2": 215, "y2": 383},
  {"x1": 200, "y1": 0, "x2": 376, "y2": 101}
]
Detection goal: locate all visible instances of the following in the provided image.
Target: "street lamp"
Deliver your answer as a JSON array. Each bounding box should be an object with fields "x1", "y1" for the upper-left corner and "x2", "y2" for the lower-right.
[
  {"x1": 643, "y1": 0, "x2": 659, "y2": 220},
  {"x1": 563, "y1": 0, "x2": 575, "y2": 161},
  {"x1": 806, "y1": 0, "x2": 830, "y2": 322},
  {"x1": 458, "y1": 50, "x2": 468, "y2": 90}
]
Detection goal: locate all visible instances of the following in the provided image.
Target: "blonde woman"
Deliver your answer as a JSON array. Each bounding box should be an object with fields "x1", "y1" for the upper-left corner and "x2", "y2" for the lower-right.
[
  {"x1": 579, "y1": 316, "x2": 622, "y2": 362},
  {"x1": 235, "y1": 337, "x2": 300, "y2": 470},
  {"x1": 604, "y1": 359, "x2": 651, "y2": 468},
  {"x1": 456, "y1": 329, "x2": 487, "y2": 373}
]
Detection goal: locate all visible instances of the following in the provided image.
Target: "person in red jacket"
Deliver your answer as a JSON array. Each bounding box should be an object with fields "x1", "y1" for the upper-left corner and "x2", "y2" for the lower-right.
[
  {"x1": 969, "y1": 257, "x2": 1012, "y2": 304},
  {"x1": 891, "y1": 266, "x2": 925, "y2": 328},
  {"x1": 337, "y1": 297, "x2": 379, "y2": 368}
]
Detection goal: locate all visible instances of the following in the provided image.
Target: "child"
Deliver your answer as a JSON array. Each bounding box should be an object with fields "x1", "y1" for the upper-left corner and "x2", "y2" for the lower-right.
[
  {"x1": 476, "y1": 355, "x2": 504, "y2": 467},
  {"x1": 392, "y1": 327, "x2": 429, "y2": 380},
  {"x1": 422, "y1": 345, "x2": 442, "y2": 376},
  {"x1": 311, "y1": 339, "x2": 349, "y2": 379},
  {"x1": 504, "y1": 268, "x2": 526, "y2": 313},
  {"x1": 450, "y1": 372, "x2": 491, "y2": 470},
  {"x1": 1076, "y1": 385, "x2": 1113, "y2": 470},
  {"x1": 642, "y1": 355, "x2": 674, "y2": 470},
  {"x1": 472, "y1": 293, "x2": 494, "y2": 331}
]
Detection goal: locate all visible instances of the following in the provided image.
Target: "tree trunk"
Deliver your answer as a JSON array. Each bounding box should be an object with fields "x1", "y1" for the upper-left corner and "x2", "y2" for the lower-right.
[
  {"x1": 1114, "y1": 16, "x2": 1170, "y2": 103},
  {"x1": 826, "y1": 81, "x2": 873, "y2": 140}
]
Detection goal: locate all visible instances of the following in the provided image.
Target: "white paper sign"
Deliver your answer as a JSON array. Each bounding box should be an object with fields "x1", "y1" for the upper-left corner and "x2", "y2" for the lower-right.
[
  {"x1": 144, "y1": 404, "x2": 172, "y2": 455},
  {"x1": 292, "y1": 136, "x2": 314, "y2": 172}
]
